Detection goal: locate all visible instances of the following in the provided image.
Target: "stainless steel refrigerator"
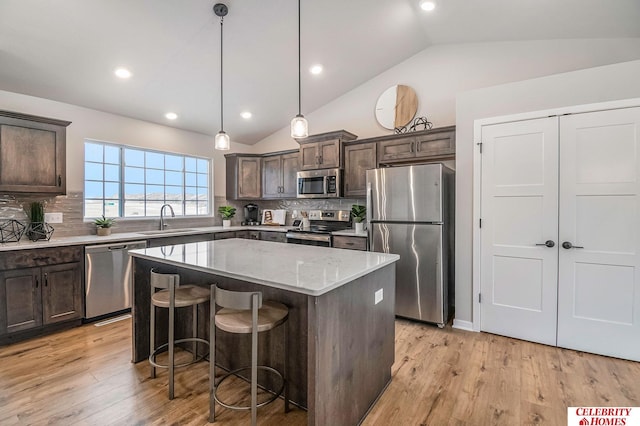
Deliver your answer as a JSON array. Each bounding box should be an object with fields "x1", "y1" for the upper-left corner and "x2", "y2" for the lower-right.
[{"x1": 367, "y1": 164, "x2": 454, "y2": 327}]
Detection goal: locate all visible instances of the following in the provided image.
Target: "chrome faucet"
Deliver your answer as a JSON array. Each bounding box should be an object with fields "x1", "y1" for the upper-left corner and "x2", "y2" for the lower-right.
[{"x1": 159, "y1": 204, "x2": 175, "y2": 230}]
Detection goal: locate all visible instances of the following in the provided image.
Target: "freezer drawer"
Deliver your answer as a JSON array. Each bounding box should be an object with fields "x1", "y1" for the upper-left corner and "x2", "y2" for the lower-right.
[
  {"x1": 370, "y1": 223, "x2": 447, "y2": 324},
  {"x1": 85, "y1": 241, "x2": 147, "y2": 319}
]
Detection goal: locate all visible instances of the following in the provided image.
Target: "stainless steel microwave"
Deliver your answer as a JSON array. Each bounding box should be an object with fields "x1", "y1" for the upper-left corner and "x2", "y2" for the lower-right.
[{"x1": 296, "y1": 168, "x2": 342, "y2": 198}]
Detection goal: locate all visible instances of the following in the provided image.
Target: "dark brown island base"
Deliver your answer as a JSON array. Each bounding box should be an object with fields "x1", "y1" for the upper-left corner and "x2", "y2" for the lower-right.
[{"x1": 129, "y1": 239, "x2": 399, "y2": 426}]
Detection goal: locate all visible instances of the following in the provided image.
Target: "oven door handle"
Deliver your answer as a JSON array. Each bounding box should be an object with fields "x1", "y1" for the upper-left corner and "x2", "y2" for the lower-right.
[{"x1": 286, "y1": 233, "x2": 332, "y2": 243}]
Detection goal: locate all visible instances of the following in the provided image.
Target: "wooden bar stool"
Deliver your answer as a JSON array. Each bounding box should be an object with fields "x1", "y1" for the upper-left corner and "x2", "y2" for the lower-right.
[
  {"x1": 149, "y1": 269, "x2": 210, "y2": 400},
  {"x1": 208, "y1": 285, "x2": 289, "y2": 426}
]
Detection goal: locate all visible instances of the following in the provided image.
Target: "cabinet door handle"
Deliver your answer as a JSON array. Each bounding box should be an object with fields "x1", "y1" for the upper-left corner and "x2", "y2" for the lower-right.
[
  {"x1": 58, "y1": 175, "x2": 62, "y2": 186},
  {"x1": 35, "y1": 277, "x2": 39, "y2": 288},
  {"x1": 416, "y1": 142, "x2": 421, "y2": 152},
  {"x1": 411, "y1": 142, "x2": 415, "y2": 153},
  {"x1": 319, "y1": 155, "x2": 323, "y2": 164},
  {"x1": 44, "y1": 273, "x2": 48, "y2": 287}
]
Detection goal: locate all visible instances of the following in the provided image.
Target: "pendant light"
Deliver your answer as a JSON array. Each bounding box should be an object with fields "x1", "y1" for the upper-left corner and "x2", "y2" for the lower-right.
[
  {"x1": 214, "y1": 3, "x2": 230, "y2": 150},
  {"x1": 290, "y1": 0, "x2": 308, "y2": 138}
]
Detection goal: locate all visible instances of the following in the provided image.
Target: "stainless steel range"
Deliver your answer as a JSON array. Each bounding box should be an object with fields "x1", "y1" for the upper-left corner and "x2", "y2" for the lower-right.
[{"x1": 285, "y1": 209, "x2": 351, "y2": 247}]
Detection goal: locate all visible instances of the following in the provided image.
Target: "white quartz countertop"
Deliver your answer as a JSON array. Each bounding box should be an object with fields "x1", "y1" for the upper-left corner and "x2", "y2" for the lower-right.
[
  {"x1": 0, "y1": 225, "x2": 293, "y2": 252},
  {"x1": 0, "y1": 224, "x2": 369, "y2": 252},
  {"x1": 130, "y1": 239, "x2": 398, "y2": 296}
]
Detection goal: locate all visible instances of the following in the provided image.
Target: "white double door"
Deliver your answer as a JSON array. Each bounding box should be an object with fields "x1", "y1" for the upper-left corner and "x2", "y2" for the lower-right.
[{"x1": 480, "y1": 106, "x2": 640, "y2": 361}]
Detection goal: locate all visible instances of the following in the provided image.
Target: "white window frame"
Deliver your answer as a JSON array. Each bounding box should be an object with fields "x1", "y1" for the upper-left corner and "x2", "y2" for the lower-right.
[{"x1": 84, "y1": 140, "x2": 211, "y2": 219}]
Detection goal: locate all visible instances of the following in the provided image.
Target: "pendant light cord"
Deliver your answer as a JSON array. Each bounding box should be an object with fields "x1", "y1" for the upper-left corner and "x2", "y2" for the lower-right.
[
  {"x1": 220, "y1": 15, "x2": 224, "y2": 132},
  {"x1": 297, "y1": 0, "x2": 301, "y2": 116}
]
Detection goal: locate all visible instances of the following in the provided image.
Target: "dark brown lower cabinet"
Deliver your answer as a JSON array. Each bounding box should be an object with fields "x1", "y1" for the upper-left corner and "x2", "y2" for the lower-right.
[
  {"x1": 0, "y1": 268, "x2": 42, "y2": 333},
  {"x1": 0, "y1": 246, "x2": 84, "y2": 342},
  {"x1": 42, "y1": 263, "x2": 83, "y2": 325},
  {"x1": 260, "y1": 231, "x2": 287, "y2": 243},
  {"x1": 0, "y1": 262, "x2": 82, "y2": 335}
]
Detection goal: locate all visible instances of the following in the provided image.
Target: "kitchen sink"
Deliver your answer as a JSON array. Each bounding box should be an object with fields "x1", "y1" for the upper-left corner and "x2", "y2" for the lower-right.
[{"x1": 138, "y1": 228, "x2": 199, "y2": 235}]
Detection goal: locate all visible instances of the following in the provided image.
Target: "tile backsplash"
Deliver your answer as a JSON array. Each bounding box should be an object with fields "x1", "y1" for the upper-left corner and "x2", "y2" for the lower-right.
[{"x1": 0, "y1": 192, "x2": 365, "y2": 238}]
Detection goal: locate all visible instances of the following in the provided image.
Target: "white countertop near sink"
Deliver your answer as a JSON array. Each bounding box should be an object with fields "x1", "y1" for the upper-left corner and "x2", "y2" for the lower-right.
[
  {"x1": 0, "y1": 225, "x2": 294, "y2": 252},
  {"x1": 130, "y1": 239, "x2": 398, "y2": 296}
]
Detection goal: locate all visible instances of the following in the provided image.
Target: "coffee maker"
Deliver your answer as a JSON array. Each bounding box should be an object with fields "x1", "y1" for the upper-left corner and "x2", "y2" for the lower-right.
[{"x1": 242, "y1": 203, "x2": 260, "y2": 225}]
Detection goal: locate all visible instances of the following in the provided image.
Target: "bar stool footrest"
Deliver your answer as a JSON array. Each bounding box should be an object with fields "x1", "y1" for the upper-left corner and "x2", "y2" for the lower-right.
[
  {"x1": 214, "y1": 366, "x2": 285, "y2": 410},
  {"x1": 149, "y1": 337, "x2": 210, "y2": 369}
]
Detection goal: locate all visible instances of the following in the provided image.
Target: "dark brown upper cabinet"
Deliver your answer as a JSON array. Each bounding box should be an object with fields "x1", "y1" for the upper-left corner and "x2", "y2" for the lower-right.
[
  {"x1": 296, "y1": 130, "x2": 357, "y2": 171},
  {"x1": 0, "y1": 110, "x2": 71, "y2": 194},
  {"x1": 262, "y1": 150, "x2": 299, "y2": 199},
  {"x1": 377, "y1": 126, "x2": 455, "y2": 165},
  {"x1": 343, "y1": 142, "x2": 377, "y2": 198},
  {"x1": 225, "y1": 154, "x2": 262, "y2": 200}
]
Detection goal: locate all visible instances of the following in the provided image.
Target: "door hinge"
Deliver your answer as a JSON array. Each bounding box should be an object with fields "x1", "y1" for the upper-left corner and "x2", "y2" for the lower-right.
[
  {"x1": 479, "y1": 218, "x2": 482, "y2": 228},
  {"x1": 478, "y1": 293, "x2": 481, "y2": 303},
  {"x1": 476, "y1": 142, "x2": 483, "y2": 153}
]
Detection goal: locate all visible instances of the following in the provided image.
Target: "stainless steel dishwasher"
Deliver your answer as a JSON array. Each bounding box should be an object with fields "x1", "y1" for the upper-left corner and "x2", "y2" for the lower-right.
[{"x1": 85, "y1": 240, "x2": 147, "y2": 319}]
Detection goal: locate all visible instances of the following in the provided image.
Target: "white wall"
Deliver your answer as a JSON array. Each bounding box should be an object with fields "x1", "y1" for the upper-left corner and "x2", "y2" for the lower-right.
[
  {"x1": 0, "y1": 89, "x2": 252, "y2": 197},
  {"x1": 455, "y1": 59, "x2": 640, "y2": 324},
  {"x1": 250, "y1": 38, "x2": 640, "y2": 154}
]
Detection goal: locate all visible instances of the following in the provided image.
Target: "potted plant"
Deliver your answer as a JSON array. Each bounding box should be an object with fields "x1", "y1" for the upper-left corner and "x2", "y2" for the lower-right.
[
  {"x1": 94, "y1": 215, "x2": 116, "y2": 236},
  {"x1": 218, "y1": 206, "x2": 236, "y2": 228},
  {"x1": 351, "y1": 204, "x2": 366, "y2": 233},
  {"x1": 26, "y1": 201, "x2": 55, "y2": 241}
]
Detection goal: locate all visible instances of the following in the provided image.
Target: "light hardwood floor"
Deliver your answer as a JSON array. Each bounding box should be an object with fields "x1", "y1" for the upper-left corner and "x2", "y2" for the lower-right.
[{"x1": 0, "y1": 318, "x2": 638, "y2": 425}]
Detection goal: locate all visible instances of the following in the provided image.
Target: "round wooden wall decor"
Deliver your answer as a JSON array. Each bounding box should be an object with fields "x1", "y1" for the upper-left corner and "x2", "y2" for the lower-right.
[{"x1": 375, "y1": 85, "x2": 418, "y2": 130}]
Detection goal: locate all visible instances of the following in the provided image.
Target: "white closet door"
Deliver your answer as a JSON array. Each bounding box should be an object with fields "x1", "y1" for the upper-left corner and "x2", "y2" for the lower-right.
[
  {"x1": 558, "y1": 107, "x2": 640, "y2": 361},
  {"x1": 480, "y1": 117, "x2": 559, "y2": 345}
]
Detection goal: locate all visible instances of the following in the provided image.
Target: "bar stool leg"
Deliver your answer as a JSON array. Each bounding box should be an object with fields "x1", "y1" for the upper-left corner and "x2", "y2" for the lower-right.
[
  {"x1": 251, "y1": 296, "x2": 258, "y2": 426},
  {"x1": 150, "y1": 301, "x2": 156, "y2": 379},
  {"x1": 168, "y1": 281, "x2": 175, "y2": 400},
  {"x1": 209, "y1": 287, "x2": 216, "y2": 423},
  {"x1": 192, "y1": 304, "x2": 198, "y2": 362},
  {"x1": 284, "y1": 322, "x2": 289, "y2": 413}
]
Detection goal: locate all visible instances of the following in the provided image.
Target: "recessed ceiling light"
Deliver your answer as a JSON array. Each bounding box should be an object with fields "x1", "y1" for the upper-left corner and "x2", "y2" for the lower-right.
[
  {"x1": 240, "y1": 111, "x2": 252, "y2": 119},
  {"x1": 310, "y1": 65, "x2": 323, "y2": 75},
  {"x1": 114, "y1": 67, "x2": 132, "y2": 79},
  {"x1": 165, "y1": 112, "x2": 178, "y2": 120},
  {"x1": 419, "y1": 0, "x2": 436, "y2": 11}
]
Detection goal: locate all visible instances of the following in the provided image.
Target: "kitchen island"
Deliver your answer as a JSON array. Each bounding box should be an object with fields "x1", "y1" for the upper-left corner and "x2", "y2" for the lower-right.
[{"x1": 129, "y1": 239, "x2": 399, "y2": 426}]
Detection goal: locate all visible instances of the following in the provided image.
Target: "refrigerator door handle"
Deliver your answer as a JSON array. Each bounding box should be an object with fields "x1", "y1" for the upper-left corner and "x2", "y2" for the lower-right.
[{"x1": 366, "y1": 182, "x2": 373, "y2": 224}]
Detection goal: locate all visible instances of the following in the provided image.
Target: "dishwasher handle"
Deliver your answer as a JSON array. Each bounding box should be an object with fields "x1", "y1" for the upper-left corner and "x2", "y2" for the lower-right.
[{"x1": 85, "y1": 241, "x2": 147, "y2": 254}]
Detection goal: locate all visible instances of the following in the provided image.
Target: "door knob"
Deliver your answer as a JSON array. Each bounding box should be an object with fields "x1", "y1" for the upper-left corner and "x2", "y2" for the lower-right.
[
  {"x1": 562, "y1": 241, "x2": 584, "y2": 249},
  {"x1": 536, "y1": 240, "x2": 555, "y2": 248}
]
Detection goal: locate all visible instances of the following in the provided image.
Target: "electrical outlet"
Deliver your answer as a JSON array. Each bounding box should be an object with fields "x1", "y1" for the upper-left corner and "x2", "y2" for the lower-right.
[
  {"x1": 44, "y1": 212, "x2": 63, "y2": 223},
  {"x1": 375, "y1": 289, "x2": 383, "y2": 305}
]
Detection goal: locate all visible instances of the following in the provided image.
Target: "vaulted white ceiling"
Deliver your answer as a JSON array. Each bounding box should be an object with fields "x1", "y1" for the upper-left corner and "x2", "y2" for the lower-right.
[{"x1": 1, "y1": 0, "x2": 639, "y2": 144}]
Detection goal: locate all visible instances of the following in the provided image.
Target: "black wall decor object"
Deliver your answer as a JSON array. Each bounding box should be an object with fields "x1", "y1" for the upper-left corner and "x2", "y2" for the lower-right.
[{"x1": 395, "y1": 116, "x2": 433, "y2": 134}]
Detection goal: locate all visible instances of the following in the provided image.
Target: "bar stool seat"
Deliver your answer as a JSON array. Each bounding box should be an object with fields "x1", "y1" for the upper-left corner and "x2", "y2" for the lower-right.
[
  {"x1": 209, "y1": 286, "x2": 289, "y2": 426},
  {"x1": 152, "y1": 285, "x2": 210, "y2": 308},
  {"x1": 215, "y1": 301, "x2": 288, "y2": 333},
  {"x1": 149, "y1": 269, "x2": 211, "y2": 400}
]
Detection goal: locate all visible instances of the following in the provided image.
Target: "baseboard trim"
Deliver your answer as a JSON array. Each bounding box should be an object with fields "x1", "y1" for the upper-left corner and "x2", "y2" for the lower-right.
[{"x1": 452, "y1": 319, "x2": 476, "y2": 332}]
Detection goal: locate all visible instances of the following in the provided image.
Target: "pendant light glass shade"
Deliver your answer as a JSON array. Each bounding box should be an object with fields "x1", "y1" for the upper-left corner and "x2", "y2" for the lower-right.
[
  {"x1": 291, "y1": 0, "x2": 308, "y2": 139},
  {"x1": 214, "y1": 130, "x2": 230, "y2": 150},
  {"x1": 291, "y1": 114, "x2": 308, "y2": 138}
]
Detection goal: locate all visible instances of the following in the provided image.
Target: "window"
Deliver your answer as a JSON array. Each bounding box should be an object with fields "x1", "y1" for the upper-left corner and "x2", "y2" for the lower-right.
[{"x1": 84, "y1": 141, "x2": 210, "y2": 218}]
